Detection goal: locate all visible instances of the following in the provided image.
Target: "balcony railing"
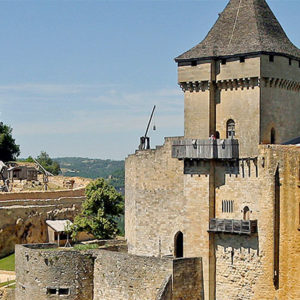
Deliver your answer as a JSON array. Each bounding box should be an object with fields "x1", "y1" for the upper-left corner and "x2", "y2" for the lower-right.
[
  {"x1": 172, "y1": 139, "x2": 239, "y2": 160},
  {"x1": 208, "y1": 218, "x2": 257, "y2": 235}
]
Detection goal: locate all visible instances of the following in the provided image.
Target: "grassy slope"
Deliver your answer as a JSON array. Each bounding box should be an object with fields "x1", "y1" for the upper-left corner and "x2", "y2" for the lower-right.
[{"x1": 0, "y1": 254, "x2": 15, "y2": 271}]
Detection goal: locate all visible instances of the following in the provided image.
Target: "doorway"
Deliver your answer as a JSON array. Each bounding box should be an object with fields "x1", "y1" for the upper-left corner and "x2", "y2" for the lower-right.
[{"x1": 174, "y1": 231, "x2": 183, "y2": 258}]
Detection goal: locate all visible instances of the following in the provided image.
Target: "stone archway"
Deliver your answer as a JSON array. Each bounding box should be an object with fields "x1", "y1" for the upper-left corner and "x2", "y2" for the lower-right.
[{"x1": 174, "y1": 231, "x2": 183, "y2": 258}]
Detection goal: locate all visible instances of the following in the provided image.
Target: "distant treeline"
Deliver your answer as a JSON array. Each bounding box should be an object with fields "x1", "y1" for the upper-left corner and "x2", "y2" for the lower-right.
[{"x1": 54, "y1": 157, "x2": 125, "y2": 192}]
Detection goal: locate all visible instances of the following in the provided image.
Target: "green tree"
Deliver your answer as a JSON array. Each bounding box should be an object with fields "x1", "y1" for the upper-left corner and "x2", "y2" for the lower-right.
[
  {"x1": 71, "y1": 178, "x2": 124, "y2": 239},
  {"x1": 36, "y1": 151, "x2": 61, "y2": 175},
  {"x1": 23, "y1": 156, "x2": 34, "y2": 163},
  {"x1": 0, "y1": 122, "x2": 20, "y2": 162}
]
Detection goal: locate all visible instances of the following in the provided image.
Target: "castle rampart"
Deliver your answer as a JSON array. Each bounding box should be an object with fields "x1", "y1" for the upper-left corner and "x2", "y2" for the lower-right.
[{"x1": 15, "y1": 243, "x2": 204, "y2": 300}]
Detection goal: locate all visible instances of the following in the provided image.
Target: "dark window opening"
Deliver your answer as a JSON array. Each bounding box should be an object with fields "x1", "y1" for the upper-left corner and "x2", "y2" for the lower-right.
[
  {"x1": 174, "y1": 231, "x2": 183, "y2": 258},
  {"x1": 243, "y1": 206, "x2": 250, "y2": 220},
  {"x1": 226, "y1": 119, "x2": 235, "y2": 138},
  {"x1": 58, "y1": 288, "x2": 70, "y2": 295},
  {"x1": 191, "y1": 60, "x2": 197, "y2": 67},
  {"x1": 269, "y1": 55, "x2": 274, "y2": 62},
  {"x1": 298, "y1": 61, "x2": 300, "y2": 68},
  {"x1": 47, "y1": 288, "x2": 57, "y2": 295},
  {"x1": 240, "y1": 57, "x2": 245, "y2": 63},
  {"x1": 271, "y1": 128, "x2": 276, "y2": 144},
  {"x1": 221, "y1": 59, "x2": 227, "y2": 65},
  {"x1": 289, "y1": 58, "x2": 292, "y2": 66}
]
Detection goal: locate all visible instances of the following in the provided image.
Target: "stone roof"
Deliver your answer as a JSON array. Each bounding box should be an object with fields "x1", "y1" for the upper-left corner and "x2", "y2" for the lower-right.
[{"x1": 175, "y1": 0, "x2": 300, "y2": 61}]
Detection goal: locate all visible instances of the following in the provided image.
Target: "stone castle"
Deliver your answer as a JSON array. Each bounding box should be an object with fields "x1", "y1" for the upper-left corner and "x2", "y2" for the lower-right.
[{"x1": 14, "y1": 0, "x2": 299, "y2": 299}]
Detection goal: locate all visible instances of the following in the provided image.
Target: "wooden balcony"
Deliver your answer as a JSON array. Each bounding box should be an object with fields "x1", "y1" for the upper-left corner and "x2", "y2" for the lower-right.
[
  {"x1": 208, "y1": 218, "x2": 257, "y2": 235},
  {"x1": 172, "y1": 139, "x2": 239, "y2": 160}
]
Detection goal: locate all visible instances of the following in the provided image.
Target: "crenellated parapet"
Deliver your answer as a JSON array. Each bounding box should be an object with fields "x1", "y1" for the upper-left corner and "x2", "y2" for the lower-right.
[
  {"x1": 179, "y1": 77, "x2": 300, "y2": 92},
  {"x1": 261, "y1": 77, "x2": 300, "y2": 91}
]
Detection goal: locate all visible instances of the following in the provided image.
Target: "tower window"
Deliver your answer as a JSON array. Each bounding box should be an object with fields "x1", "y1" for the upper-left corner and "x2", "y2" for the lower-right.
[
  {"x1": 269, "y1": 55, "x2": 274, "y2": 62},
  {"x1": 221, "y1": 59, "x2": 227, "y2": 65},
  {"x1": 243, "y1": 206, "x2": 250, "y2": 220},
  {"x1": 240, "y1": 56, "x2": 245, "y2": 63},
  {"x1": 226, "y1": 119, "x2": 235, "y2": 138},
  {"x1": 222, "y1": 200, "x2": 234, "y2": 213},
  {"x1": 191, "y1": 60, "x2": 197, "y2": 67},
  {"x1": 289, "y1": 58, "x2": 292, "y2": 66},
  {"x1": 271, "y1": 128, "x2": 276, "y2": 144}
]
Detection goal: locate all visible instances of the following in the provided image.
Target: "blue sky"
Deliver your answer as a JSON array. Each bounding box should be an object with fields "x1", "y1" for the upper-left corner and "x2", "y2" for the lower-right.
[{"x1": 0, "y1": 0, "x2": 299, "y2": 160}]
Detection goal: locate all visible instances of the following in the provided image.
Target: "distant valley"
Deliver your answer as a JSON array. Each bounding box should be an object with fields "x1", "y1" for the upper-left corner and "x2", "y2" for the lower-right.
[{"x1": 54, "y1": 157, "x2": 125, "y2": 192}]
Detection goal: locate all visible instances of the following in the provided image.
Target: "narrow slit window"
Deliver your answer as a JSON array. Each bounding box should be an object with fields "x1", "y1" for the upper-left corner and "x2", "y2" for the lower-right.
[
  {"x1": 269, "y1": 55, "x2": 274, "y2": 62},
  {"x1": 271, "y1": 128, "x2": 276, "y2": 144}
]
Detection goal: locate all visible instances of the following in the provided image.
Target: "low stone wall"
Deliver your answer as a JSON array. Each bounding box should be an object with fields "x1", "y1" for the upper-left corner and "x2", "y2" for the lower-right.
[
  {"x1": 0, "y1": 188, "x2": 85, "y2": 258},
  {"x1": 172, "y1": 257, "x2": 203, "y2": 300},
  {"x1": 0, "y1": 188, "x2": 85, "y2": 203},
  {"x1": 15, "y1": 244, "x2": 203, "y2": 300},
  {"x1": 93, "y1": 250, "x2": 203, "y2": 300},
  {"x1": 15, "y1": 244, "x2": 94, "y2": 300},
  {"x1": 93, "y1": 250, "x2": 173, "y2": 300}
]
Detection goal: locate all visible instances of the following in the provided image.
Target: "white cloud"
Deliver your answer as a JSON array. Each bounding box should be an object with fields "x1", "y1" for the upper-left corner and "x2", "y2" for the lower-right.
[
  {"x1": 6, "y1": 82, "x2": 183, "y2": 134},
  {"x1": 1, "y1": 82, "x2": 184, "y2": 158}
]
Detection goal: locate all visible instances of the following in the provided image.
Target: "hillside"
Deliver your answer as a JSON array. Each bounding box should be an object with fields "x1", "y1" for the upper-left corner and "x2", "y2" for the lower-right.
[{"x1": 54, "y1": 157, "x2": 125, "y2": 192}]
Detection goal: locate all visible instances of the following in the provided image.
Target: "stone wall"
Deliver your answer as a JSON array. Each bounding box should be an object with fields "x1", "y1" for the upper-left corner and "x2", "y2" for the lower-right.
[
  {"x1": 15, "y1": 243, "x2": 94, "y2": 300},
  {"x1": 0, "y1": 288, "x2": 15, "y2": 300},
  {"x1": 93, "y1": 250, "x2": 173, "y2": 300},
  {"x1": 251, "y1": 145, "x2": 300, "y2": 300},
  {"x1": 0, "y1": 188, "x2": 85, "y2": 258},
  {"x1": 126, "y1": 135, "x2": 300, "y2": 300},
  {"x1": 215, "y1": 234, "x2": 262, "y2": 300},
  {"x1": 15, "y1": 244, "x2": 203, "y2": 300},
  {"x1": 172, "y1": 257, "x2": 203, "y2": 300},
  {"x1": 260, "y1": 54, "x2": 300, "y2": 144},
  {"x1": 125, "y1": 137, "x2": 185, "y2": 257}
]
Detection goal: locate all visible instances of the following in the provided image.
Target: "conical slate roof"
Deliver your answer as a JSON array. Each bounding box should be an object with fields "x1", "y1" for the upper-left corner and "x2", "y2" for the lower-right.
[{"x1": 176, "y1": 0, "x2": 300, "y2": 61}]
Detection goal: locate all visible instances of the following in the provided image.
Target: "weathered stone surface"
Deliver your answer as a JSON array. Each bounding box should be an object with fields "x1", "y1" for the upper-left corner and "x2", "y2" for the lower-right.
[
  {"x1": 0, "y1": 189, "x2": 85, "y2": 258},
  {"x1": 15, "y1": 244, "x2": 94, "y2": 300},
  {"x1": 15, "y1": 244, "x2": 203, "y2": 300},
  {"x1": 126, "y1": 138, "x2": 300, "y2": 300}
]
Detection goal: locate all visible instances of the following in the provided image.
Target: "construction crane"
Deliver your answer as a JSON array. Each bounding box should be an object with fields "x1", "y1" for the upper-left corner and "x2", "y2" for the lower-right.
[
  {"x1": 139, "y1": 105, "x2": 156, "y2": 150},
  {"x1": 32, "y1": 158, "x2": 54, "y2": 191}
]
